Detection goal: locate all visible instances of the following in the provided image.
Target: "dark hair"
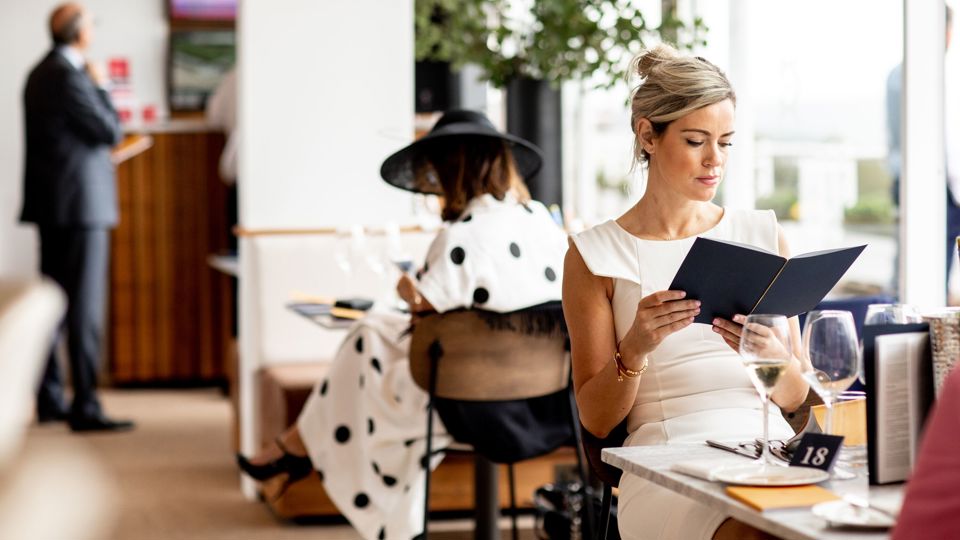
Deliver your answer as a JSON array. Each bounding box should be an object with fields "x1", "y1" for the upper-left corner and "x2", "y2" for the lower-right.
[
  {"x1": 413, "y1": 136, "x2": 530, "y2": 221},
  {"x1": 51, "y1": 11, "x2": 83, "y2": 45}
]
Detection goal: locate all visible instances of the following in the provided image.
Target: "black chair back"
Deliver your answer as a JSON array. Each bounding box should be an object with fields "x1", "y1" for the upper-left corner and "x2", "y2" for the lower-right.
[{"x1": 580, "y1": 420, "x2": 629, "y2": 487}]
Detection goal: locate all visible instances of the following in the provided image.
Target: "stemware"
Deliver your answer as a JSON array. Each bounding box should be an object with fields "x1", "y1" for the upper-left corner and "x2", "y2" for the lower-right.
[
  {"x1": 864, "y1": 304, "x2": 922, "y2": 326},
  {"x1": 738, "y1": 314, "x2": 794, "y2": 473},
  {"x1": 857, "y1": 304, "x2": 921, "y2": 385},
  {"x1": 802, "y1": 310, "x2": 860, "y2": 438}
]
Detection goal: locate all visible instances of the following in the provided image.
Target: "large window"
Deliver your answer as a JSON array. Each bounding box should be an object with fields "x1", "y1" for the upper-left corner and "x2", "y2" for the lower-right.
[{"x1": 564, "y1": 0, "x2": 906, "y2": 299}]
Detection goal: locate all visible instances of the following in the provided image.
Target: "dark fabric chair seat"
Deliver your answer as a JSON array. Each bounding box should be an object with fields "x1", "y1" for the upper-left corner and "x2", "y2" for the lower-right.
[{"x1": 435, "y1": 388, "x2": 575, "y2": 464}]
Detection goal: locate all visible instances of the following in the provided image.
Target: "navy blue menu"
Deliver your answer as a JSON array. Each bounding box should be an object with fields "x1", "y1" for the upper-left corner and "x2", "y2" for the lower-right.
[{"x1": 668, "y1": 237, "x2": 865, "y2": 324}]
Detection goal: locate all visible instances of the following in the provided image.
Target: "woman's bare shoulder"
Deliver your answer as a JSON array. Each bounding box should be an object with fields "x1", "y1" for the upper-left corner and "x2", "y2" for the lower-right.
[{"x1": 564, "y1": 239, "x2": 613, "y2": 299}]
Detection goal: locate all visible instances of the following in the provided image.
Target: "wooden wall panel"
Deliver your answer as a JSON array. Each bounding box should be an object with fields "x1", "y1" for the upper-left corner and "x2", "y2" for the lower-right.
[{"x1": 109, "y1": 130, "x2": 232, "y2": 384}]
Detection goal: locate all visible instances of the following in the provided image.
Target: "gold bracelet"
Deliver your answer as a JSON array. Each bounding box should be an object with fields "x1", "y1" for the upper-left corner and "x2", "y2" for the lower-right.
[{"x1": 614, "y1": 349, "x2": 648, "y2": 382}]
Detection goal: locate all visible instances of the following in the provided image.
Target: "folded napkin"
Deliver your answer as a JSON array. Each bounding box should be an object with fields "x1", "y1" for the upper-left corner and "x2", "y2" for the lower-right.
[
  {"x1": 726, "y1": 485, "x2": 840, "y2": 511},
  {"x1": 671, "y1": 458, "x2": 745, "y2": 481},
  {"x1": 868, "y1": 495, "x2": 902, "y2": 518}
]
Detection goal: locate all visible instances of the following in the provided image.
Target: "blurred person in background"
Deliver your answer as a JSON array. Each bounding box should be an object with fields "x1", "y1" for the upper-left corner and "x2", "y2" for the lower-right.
[
  {"x1": 886, "y1": 4, "x2": 955, "y2": 301},
  {"x1": 891, "y1": 365, "x2": 960, "y2": 539},
  {"x1": 20, "y1": 3, "x2": 133, "y2": 432},
  {"x1": 206, "y1": 65, "x2": 238, "y2": 252}
]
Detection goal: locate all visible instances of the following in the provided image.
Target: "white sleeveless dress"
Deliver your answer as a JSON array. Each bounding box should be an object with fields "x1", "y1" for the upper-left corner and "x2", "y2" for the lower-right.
[{"x1": 571, "y1": 208, "x2": 796, "y2": 540}]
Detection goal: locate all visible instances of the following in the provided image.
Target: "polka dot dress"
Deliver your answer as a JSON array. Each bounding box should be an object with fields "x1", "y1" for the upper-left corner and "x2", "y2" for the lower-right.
[
  {"x1": 298, "y1": 312, "x2": 447, "y2": 540},
  {"x1": 295, "y1": 192, "x2": 567, "y2": 540},
  {"x1": 417, "y1": 193, "x2": 568, "y2": 314}
]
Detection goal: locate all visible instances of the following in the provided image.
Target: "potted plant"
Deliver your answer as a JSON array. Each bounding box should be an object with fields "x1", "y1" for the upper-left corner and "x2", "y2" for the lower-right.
[{"x1": 415, "y1": 0, "x2": 707, "y2": 206}]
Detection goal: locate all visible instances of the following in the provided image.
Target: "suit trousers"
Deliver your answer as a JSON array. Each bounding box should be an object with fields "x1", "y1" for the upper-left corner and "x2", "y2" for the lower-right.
[{"x1": 37, "y1": 227, "x2": 109, "y2": 419}]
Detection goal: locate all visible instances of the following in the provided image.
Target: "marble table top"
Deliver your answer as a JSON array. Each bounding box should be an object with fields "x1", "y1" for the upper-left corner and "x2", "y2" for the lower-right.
[{"x1": 603, "y1": 443, "x2": 902, "y2": 540}]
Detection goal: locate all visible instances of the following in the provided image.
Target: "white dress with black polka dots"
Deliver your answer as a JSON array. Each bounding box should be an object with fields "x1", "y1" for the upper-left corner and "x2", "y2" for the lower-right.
[{"x1": 296, "y1": 193, "x2": 567, "y2": 540}]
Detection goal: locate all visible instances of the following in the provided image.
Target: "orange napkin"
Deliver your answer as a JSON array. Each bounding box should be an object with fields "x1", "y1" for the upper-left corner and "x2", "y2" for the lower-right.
[{"x1": 726, "y1": 485, "x2": 840, "y2": 511}]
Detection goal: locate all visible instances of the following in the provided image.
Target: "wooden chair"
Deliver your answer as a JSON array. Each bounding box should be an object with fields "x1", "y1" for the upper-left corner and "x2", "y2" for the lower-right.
[
  {"x1": 409, "y1": 302, "x2": 586, "y2": 539},
  {"x1": 579, "y1": 421, "x2": 628, "y2": 540}
]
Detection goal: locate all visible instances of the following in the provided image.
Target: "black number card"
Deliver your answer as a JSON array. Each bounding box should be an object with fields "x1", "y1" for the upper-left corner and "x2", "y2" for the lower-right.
[{"x1": 789, "y1": 433, "x2": 844, "y2": 472}]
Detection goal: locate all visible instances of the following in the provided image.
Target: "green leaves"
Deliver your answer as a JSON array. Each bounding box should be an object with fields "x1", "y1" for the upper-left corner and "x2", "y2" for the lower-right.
[{"x1": 415, "y1": 0, "x2": 708, "y2": 88}]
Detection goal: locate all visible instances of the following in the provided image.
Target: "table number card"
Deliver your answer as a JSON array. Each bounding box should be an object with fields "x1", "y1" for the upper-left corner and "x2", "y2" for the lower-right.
[{"x1": 789, "y1": 433, "x2": 844, "y2": 472}]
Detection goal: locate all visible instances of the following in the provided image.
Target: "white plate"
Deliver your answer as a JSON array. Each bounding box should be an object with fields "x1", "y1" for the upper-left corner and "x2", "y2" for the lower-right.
[
  {"x1": 812, "y1": 500, "x2": 895, "y2": 529},
  {"x1": 712, "y1": 464, "x2": 830, "y2": 486}
]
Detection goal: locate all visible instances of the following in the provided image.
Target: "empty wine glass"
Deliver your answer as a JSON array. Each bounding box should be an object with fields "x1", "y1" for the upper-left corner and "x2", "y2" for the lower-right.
[
  {"x1": 332, "y1": 228, "x2": 353, "y2": 275},
  {"x1": 383, "y1": 222, "x2": 414, "y2": 274},
  {"x1": 739, "y1": 314, "x2": 794, "y2": 472},
  {"x1": 859, "y1": 304, "x2": 921, "y2": 385},
  {"x1": 864, "y1": 303, "x2": 922, "y2": 326},
  {"x1": 802, "y1": 310, "x2": 860, "y2": 438}
]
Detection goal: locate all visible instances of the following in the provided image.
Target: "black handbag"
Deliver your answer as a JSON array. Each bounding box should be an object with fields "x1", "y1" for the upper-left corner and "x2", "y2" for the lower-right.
[{"x1": 533, "y1": 481, "x2": 619, "y2": 540}]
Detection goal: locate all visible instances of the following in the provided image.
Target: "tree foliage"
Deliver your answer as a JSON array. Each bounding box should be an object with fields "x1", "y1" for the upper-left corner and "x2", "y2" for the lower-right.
[{"x1": 415, "y1": 0, "x2": 707, "y2": 88}]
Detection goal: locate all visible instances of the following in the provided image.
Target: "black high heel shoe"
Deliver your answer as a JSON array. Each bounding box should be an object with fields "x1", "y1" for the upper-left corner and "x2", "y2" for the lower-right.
[{"x1": 237, "y1": 437, "x2": 313, "y2": 497}]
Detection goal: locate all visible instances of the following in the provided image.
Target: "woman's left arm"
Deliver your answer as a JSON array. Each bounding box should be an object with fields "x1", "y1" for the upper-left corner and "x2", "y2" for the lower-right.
[
  {"x1": 770, "y1": 225, "x2": 810, "y2": 412},
  {"x1": 397, "y1": 273, "x2": 435, "y2": 313},
  {"x1": 713, "y1": 224, "x2": 810, "y2": 412}
]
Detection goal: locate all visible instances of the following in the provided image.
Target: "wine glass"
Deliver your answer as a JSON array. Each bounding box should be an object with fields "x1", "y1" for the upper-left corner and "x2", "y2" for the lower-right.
[
  {"x1": 864, "y1": 303, "x2": 922, "y2": 325},
  {"x1": 332, "y1": 228, "x2": 353, "y2": 275},
  {"x1": 739, "y1": 314, "x2": 794, "y2": 472},
  {"x1": 859, "y1": 304, "x2": 921, "y2": 385},
  {"x1": 802, "y1": 310, "x2": 860, "y2": 438}
]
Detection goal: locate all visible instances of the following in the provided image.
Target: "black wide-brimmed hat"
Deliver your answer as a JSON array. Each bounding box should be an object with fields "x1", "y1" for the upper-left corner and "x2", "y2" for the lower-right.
[{"x1": 379, "y1": 109, "x2": 544, "y2": 195}]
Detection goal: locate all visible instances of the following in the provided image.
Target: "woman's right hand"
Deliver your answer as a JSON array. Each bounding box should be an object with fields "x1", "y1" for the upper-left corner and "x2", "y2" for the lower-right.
[
  {"x1": 618, "y1": 290, "x2": 700, "y2": 369},
  {"x1": 395, "y1": 273, "x2": 420, "y2": 306}
]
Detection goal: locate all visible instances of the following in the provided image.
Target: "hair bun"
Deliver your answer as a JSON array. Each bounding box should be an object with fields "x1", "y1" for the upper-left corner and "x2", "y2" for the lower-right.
[{"x1": 634, "y1": 44, "x2": 680, "y2": 79}]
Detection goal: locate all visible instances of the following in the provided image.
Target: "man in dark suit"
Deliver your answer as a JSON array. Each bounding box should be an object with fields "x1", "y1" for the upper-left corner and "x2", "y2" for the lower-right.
[{"x1": 21, "y1": 3, "x2": 133, "y2": 432}]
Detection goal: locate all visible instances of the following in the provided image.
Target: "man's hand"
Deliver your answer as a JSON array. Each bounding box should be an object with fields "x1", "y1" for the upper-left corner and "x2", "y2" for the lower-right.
[{"x1": 85, "y1": 62, "x2": 108, "y2": 88}]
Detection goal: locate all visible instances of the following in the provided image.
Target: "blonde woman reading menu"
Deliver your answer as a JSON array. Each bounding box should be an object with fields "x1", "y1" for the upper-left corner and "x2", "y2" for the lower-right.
[{"x1": 563, "y1": 45, "x2": 811, "y2": 540}]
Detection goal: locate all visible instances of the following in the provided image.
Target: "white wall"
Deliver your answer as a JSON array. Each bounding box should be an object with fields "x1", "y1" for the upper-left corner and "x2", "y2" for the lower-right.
[
  {"x1": 238, "y1": 1, "x2": 416, "y2": 229},
  {"x1": 0, "y1": 0, "x2": 167, "y2": 277}
]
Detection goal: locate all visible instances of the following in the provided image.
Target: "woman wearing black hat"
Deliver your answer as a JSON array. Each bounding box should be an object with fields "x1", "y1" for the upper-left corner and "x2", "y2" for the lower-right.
[{"x1": 237, "y1": 110, "x2": 567, "y2": 540}]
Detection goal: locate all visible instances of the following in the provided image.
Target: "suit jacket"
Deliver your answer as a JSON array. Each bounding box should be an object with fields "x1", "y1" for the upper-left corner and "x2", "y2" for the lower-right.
[{"x1": 20, "y1": 49, "x2": 121, "y2": 228}]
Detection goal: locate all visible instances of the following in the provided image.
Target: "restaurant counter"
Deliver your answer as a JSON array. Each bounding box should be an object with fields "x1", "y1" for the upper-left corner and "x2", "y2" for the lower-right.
[
  {"x1": 123, "y1": 117, "x2": 221, "y2": 135},
  {"x1": 109, "y1": 120, "x2": 233, "y2": 384}
]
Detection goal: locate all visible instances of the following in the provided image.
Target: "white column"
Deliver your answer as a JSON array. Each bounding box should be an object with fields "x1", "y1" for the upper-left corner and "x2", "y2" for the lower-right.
[
  {"x1": 901, "y1": 0, "x2": 946, "y2": 307},
  {"x1": 723, "y1": 0, "x2": 756, "y2": 210},
  {"x1": 236, "y1": 0, "x2": 414, "y2": 498},
  {"x1": 561, "y1": 80, "x2": 584, "y2": 224}
]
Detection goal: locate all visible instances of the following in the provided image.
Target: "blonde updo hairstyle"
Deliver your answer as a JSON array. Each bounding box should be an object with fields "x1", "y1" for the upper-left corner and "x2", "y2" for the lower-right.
[{"x1": 629, "y1": 44, "x2": 736, "y2": 167}]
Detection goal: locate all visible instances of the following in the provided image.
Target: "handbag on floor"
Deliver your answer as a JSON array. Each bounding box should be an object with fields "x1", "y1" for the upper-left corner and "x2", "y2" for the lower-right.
[{"x1": 533, "y1": 481, "x2": 619, "y2": 540}]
